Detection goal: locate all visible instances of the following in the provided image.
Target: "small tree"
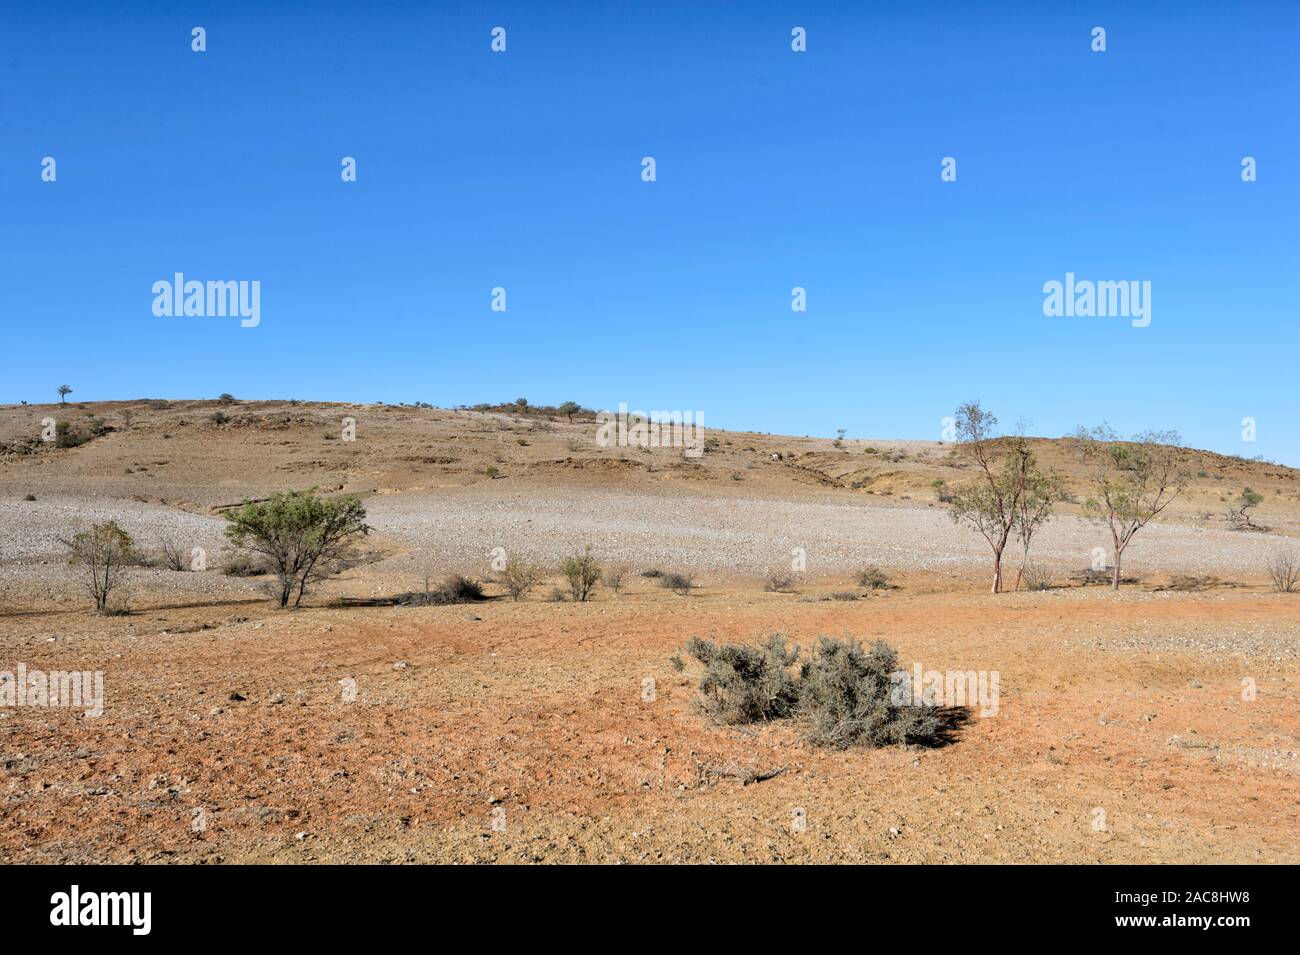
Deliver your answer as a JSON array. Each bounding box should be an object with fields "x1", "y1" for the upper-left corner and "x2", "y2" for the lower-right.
[
  {"x1": 223, "y1": 490, "x2": 369, "y2": 608},
  {"x1": 57, "y1": 384, "x2": 72, "y2": 404},
  {"x1": 558, "y1": 401, "x2": 580, "y2": 422},
  {"x1": 561, "y1": 546, "x2": 600, "y2": 601},
  {"x1": 1011, "y1": 469, "x2": 1062, "y2": 590},
  {"x1": 1226, "y1": 487, "x2": 1264, "y2": 530},
  {"x1": 947, "y1": 402, "x2": 1048, "y2": 593},
  {"x1": 1077, "y1": 426, "x2": 1188, "y2": 591},
  {"x1": 62, "y1": 521, "x2": 133, "y2": 613}
]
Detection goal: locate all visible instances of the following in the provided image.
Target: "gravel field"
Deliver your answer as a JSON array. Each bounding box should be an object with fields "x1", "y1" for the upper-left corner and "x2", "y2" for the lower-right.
[
  {"x1": 2, "y1": 487, "x2": 1292, "y2": 585},
  {"x1": 361, "y1": 484, "x2": 1291, "y2": 579}
]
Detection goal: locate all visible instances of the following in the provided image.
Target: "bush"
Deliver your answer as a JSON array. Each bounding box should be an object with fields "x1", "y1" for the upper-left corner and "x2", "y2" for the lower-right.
[
  {"x1": 54, "y1": 421, "x2": 86, "y2": 449},
  {"x1": 660, "y1": 572, "x2": 694, "y2": 596},
  {"x1": 1021, "y1": 563, "x2": 1052, "y2": 591},
  {"x1": 394, "y1": 574, "x2": 485, "y2": 605},
  {"x1": 217, "y1": 393, "x2": 236, "y2": 404},
  {"x1": 561, "y1": 546, "x2": 600, "y2": 602},
  {"x1": 856, "y1": 566, "x2": 890, "y2": 590},
  {"x1": 764, "y1": 573, "x2": 797, "y2": 593},
  {"x1": 797, "y1": 637, "x2": 941, "y2": 749},
  {"x1": 159, "y1": 538, "x2": 189, "y2": 572},
  {"x1": 209, "y1": 411, "x2": 229, "y2": 425},
  {"x1": 1265, "y1": 550, "x2": 1299, "y2": 593},
  {"x1": 602, "y1": 565, "x2": 627, "y2": 594},
  {"x1": 500, "y1": 558, "x2": 541, "y2": 601},
  {"x1": 222, "y1": 554, "x2": 269, "y2": 577},
  {"x1": 641, "y1": 568, "x2": 663, "y2": 579},
  {"x1": 684, "y1": 634, "x2": 800, "y2": 724}
]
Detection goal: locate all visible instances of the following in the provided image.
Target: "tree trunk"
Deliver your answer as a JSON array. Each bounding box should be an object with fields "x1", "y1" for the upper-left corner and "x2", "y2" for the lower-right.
[
  {"x1": 1111, "y1": 550, "x2": 1122, "y2": 591},
  {"x1": 991, "y1": 553, "x2": 1003, "y2": 594}
]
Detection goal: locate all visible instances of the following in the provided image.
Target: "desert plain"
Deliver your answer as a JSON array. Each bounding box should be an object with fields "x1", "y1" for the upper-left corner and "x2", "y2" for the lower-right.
[{"x1": 1, "y1": 398, "x2": 1297, "y2": 863}]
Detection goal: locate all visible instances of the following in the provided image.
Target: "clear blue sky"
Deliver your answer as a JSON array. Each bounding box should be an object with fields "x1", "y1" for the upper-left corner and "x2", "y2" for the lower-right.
[{"x1": 2, "y1": 1, "x2": 1297, "y2": 464}]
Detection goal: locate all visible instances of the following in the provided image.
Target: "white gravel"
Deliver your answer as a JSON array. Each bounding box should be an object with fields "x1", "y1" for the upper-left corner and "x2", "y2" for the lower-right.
[
  {"x1": 360, "y1": 486, "x2": 1294, "y2": 579},
  {"x1": 2, "y1": 487, "x2": 1292, "y2": 585}
]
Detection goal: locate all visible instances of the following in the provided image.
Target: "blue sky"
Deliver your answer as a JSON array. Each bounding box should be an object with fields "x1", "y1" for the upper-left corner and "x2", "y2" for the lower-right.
[{"x1": 2, "y1": 1, "x2": 1297, "y2": 463}]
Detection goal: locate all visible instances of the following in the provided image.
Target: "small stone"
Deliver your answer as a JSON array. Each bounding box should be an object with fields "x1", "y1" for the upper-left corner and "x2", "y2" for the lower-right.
[
  {"x1": 228, "y1": 692, "x2": 246, "y2": 702},
  {"x1": 392, "y1": 661, "x2": 409, "y2": 671}
]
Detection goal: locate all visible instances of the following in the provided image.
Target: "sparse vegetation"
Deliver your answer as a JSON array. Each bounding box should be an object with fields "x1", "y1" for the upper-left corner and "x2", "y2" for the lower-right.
[
  {"x1": 1265, "y1": 550, "x2": 1299, "y2": 593},
  {"x1": 394, "y1": 574, "x2": 485, "y2": 605},
  {"x1": 1021, "y1": 563, "x2": 1053, "y2": 591},
  {"x1": 1225, "y1": 488, "x2": 1266, "y2": 531},
  {"x1": 221, "y1": 554, "x2": 269, "y2": 577},
  {"x1": 602, "y1": 565, "x2": 627, "y2": 594},
  {"x1": 855, "y1": 566, "x2": 890, "y2": 590},
  {"x1": 57, "y1": 384, "x2": 72, "y2": 404},
  {"x1": 500, "y1": 557, "x2": 542, "y2": 601},
  {"x1": 159, "y1": 538, "x2": 189, "y2": 572},
  {"x1": 561, "y1": 546, "x2": 600, "y2": 602},
  {"x1": 677, "y1": 634, "x2": 944, "y2": 749},
  {"x1": 660, "y1": 572, "x2": 694, "y2": 596},
  {"x1": 61, "y1": 520, "x2": 133, "y2": 613},
  {"x1": 764, "y1": 572, "x2": 797, "y2": 593}
]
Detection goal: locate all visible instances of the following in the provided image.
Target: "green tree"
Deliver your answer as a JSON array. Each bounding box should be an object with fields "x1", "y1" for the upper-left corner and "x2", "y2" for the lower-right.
[
  {"x1": 947, "y1": 402, "x2": 1050, "y2": 593},
  {"x1": 1076, "y1": 426, "x2": 1188, "y2": 590},
  {"x1": 558, "y1": 401, "x2": 580, "y2": 422},
  {"x1": 223, "y1": 490, "x2": 369, "y2": 608},
  {"x1": 57, "y1": 384, "x2": 72, "y2": 404}
]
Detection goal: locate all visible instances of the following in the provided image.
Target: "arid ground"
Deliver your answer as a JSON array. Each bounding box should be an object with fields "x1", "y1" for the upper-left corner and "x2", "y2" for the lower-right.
[{"x1": 1, "y1": 400, "x2": 1297, "y2": 863}]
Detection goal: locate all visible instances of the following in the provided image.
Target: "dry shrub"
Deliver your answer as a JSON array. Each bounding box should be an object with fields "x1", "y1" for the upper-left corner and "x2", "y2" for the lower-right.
[
  {"x1": 393, "y1": 574, "x2": 485, "y2": 606},
  {"x1": 500, "y1": 557, "x2": 541, "y2": 601},
  {"x1": 855, "y1": 566, "x2": 890, "y2": 590},
  {"x1": 684, "y1": 634, "x2": 800, "y2": 725},
  {"x1": 764, "y1": 572, "x2": 796, "y2": 593},
  {"x1": 797, "y1": 637, "x2": 941, "y2": 749},
  {"x1": 660, "y1": 572, "x2": 694, "y2": 596},
  {"x1": 1265, "y1": 550, "x2": 1299, "y2": 593},
  {"x1": 1021, "y1": 563, "x2": 1052, "y2": 591}
]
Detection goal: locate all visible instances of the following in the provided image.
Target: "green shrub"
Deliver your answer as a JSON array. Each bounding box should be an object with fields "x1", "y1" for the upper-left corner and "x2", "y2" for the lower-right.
[
  {"x1": 797, "y1": 636, "x2": 940, "y2": 749},
  {"x1": 684, "y1": 634, "x2": 800, "y2": 724},
  {"x1": 561, "y1": 546, "x2": 600, "y2": 601}
]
